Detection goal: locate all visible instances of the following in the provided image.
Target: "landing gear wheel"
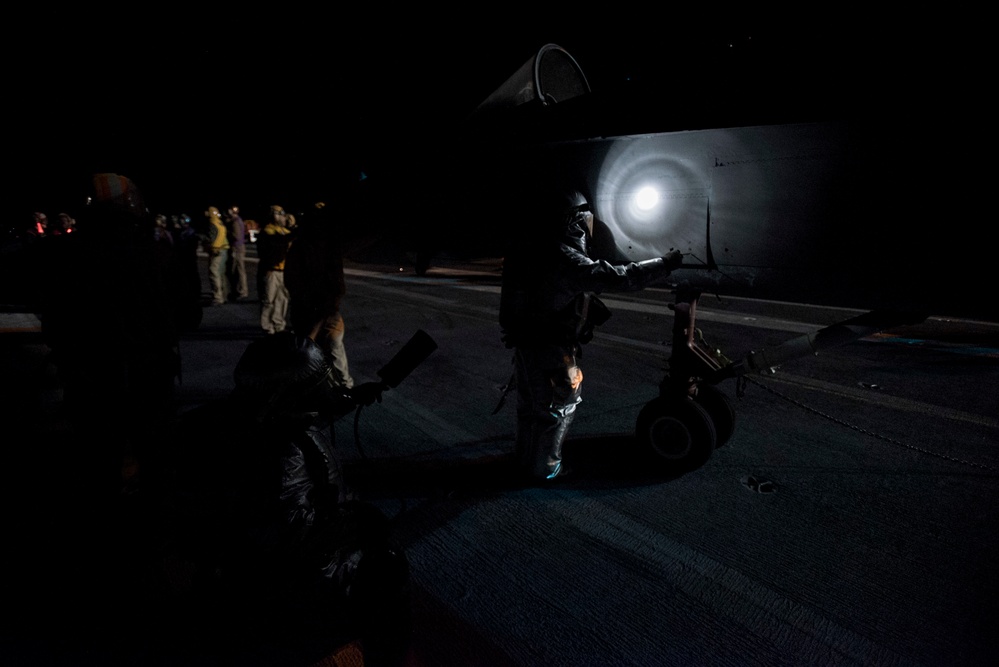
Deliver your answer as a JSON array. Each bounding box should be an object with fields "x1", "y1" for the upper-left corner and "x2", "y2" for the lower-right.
[
  {"x1": 636, "y1": 397, "x2": 717, "y2": 473},
  {"x1": 692, "y1": 383, "x2": 736, "y2": 447}
]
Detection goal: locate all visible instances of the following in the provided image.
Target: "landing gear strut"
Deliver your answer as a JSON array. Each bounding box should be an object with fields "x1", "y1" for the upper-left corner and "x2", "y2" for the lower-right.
[
  {"x1": 636, "y1": 286, "x2": 926, "y2": 473},
  {"x1": 636, "y1": 288, "x2": 736, "y2": 473}
]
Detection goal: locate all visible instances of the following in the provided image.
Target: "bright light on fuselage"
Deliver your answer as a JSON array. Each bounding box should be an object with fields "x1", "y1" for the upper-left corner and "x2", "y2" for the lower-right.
[
  {"x1": 590, "y1": 135, "x2": 708, "y2": 260},
  {"x1": 635, "y1": 186, "x2": 659, "y2": 211}
]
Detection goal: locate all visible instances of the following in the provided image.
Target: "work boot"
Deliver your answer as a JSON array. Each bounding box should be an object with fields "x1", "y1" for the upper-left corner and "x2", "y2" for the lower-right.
[{"x1": 525, "y1": 413, "x2": 574, "y2": 482}]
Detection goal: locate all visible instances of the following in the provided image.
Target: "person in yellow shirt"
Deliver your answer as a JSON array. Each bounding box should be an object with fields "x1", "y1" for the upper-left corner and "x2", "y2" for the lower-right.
[
  {"x1": 257, "y1": 205, "x2": 294, "y2": 333},
  {"x1": 204, "y1": 206, "x2": 230, "y2": 306}
]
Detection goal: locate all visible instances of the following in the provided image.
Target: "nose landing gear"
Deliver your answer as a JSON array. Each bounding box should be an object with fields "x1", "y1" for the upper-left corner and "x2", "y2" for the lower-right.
[
  {"x1": 637, "y1": 288, "x2": 736, "y2": 473},
  {"x1": 636, "y1": 287, "x2": 923, "y2": 473}
]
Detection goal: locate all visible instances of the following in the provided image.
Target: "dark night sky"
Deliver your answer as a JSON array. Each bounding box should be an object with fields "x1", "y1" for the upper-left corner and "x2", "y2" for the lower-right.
[{"x1": 9, "y1": 8, "x2": 979, "y2": 225}]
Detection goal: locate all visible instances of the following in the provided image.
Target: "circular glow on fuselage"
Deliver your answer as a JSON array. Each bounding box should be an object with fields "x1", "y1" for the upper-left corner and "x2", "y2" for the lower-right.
[
  {"x1": 590, "y1": 139, "x2": 707, "y2": 260},
  {"x1": 635, "y1": 186, "x2": 659, "y2": 211}
]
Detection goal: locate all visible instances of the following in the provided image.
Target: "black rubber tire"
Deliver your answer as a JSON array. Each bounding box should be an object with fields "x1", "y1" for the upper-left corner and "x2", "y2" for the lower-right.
[
  {"x1": 692, "y1": 383, "x2": 737, "y2": 447},
  {"x1": 635, "y1": 396, "x2": 717, "y2": 474}
]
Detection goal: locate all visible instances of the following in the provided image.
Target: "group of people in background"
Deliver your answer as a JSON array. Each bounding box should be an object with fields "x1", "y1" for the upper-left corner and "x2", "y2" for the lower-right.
[
  {"x1": 22, "y1": 210, "x2": 77, "y2": 240},
  {"x1": 19, "y1": 203, "x2": 275, "y2": 314},
  {"x1": 22, "y1": 200, "x2": 346, "y2": 351},
  {"x1": 15, "y1": 196, "x2": 346, "y2": 446},
  {"x1": 19, "y1": 191, "x2": 361, "y2": 431}
]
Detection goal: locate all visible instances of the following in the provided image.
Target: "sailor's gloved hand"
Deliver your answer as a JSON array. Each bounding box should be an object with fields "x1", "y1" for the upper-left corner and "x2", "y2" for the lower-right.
[
  {"x1": 351, "y1": 381, "x2": 386, "y2": 407},
  {"x1": 661, "y1": 249, "x2": 684, "y2": 270}
]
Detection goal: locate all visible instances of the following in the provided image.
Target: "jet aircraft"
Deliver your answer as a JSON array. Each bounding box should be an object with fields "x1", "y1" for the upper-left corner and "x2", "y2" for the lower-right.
[{"x1": 394, "y1": 42, "x2": 994, "y2": 473}]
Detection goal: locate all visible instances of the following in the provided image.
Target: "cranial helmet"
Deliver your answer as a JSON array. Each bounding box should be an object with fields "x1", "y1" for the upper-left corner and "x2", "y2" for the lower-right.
[
  {"x1": 564, "y1": 190, "x2": 589, "y2": 212},
  {"x1": 541, "y1": 187, "x2": 591, "y2": 223},
  {"x1": 89, "y1": 173, "x2": 147, "y2": 217},
  {"x1": 233, "y1": 332, "x2": 335, "y2": 420}
]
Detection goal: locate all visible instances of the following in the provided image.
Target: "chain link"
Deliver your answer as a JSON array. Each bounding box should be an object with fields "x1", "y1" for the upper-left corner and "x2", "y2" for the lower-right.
[{"x1": 740, "y1": 376, "x2": 999, "y2": 474}]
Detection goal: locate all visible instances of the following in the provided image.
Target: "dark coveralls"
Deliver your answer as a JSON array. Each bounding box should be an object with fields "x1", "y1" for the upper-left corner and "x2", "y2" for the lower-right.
[
  {"x1": 499, "y1": 205, "x2": 681, "y2": 482},
  {"x1": 285, "y1": 204, "x2": 354, "y2": 388},
  {"x1": 168, "y1": 334, "x2": 408, "y2": 664}
]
